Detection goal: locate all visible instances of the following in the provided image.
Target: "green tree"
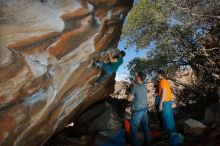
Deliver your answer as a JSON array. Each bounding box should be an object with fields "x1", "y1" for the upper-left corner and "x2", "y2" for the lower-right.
[{"x1": 122, "y1": 0, "x2": 220, "y2": 101}]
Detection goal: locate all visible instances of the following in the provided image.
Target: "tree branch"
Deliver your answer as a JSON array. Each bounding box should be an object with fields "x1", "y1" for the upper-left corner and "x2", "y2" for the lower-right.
[{"x1": 170, "y1": 1, "x2": 220, "y2": 20}]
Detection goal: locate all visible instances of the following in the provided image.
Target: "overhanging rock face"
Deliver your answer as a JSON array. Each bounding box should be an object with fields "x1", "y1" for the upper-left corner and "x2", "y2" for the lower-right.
[{"x1": 0, "y1": 0, "x2": 133, "y2": 145}]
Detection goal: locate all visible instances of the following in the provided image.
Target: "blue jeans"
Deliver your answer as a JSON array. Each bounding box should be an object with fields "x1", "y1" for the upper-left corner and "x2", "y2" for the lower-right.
[
  {"x1": 161, "y1": 101, "x2": 176, "y2": 136},
  {"x1": 131, "y1": 108, "x2": 151, "y2": 146},
  {"x1": 96, "y1": 63, "x2": 113, "y2": 83}
]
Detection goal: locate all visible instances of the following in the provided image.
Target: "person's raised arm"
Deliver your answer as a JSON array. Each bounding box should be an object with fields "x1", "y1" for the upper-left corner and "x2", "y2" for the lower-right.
[{"x1": 108, "y1": 51, "x2": 117, "y2": 63}]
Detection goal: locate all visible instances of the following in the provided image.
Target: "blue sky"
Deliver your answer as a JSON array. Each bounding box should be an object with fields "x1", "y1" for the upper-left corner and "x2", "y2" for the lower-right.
[
  {"x1": 115, "y1": 40, "x2": 150, "y2": 81},
  {"x1": 115, "y1": 0, "x2": 153, "y2": 81}
]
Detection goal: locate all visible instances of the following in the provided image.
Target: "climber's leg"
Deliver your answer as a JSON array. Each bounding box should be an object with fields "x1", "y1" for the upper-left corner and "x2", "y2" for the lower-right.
[{"x1": 95, "y1": 63, "x2": 113, "y2": 84}]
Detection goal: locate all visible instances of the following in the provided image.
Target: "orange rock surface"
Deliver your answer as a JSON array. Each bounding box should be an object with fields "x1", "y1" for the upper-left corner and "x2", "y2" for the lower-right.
[{"x1": 0, "y1": 0, "x2": 133, "y2": 146}]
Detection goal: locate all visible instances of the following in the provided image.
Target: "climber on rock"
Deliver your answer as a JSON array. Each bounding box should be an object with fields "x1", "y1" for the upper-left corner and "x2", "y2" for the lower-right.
[
  {"x1": 92, "y1": 50, "x2": 126, "y2": 85},
  {"x1": 127, "y1": 72, "x2": 151, "y2": 146}
]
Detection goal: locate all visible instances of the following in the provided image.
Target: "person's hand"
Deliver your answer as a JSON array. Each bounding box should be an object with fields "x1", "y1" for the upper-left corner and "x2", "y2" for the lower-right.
[
  {"x1": 107, "y1": 51, "x2": 111, "y2": 55},
  {"x1": 159, "y1": 103, "x2": 163, "y2": 112}
]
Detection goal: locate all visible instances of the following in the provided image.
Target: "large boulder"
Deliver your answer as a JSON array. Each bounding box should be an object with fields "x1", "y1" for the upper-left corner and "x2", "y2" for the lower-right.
[
  {"x1": 0, "y1": 0, "x2": 133, "y2": 146},
  {"x1": 72, "y1": 101, "x2": 122, "y2": 135}
]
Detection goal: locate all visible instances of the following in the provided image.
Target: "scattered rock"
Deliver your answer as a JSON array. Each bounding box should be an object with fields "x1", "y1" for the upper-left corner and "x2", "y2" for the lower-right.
[{"x1": 184, "y1": 118, "x2": 207, "y2": 136}]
